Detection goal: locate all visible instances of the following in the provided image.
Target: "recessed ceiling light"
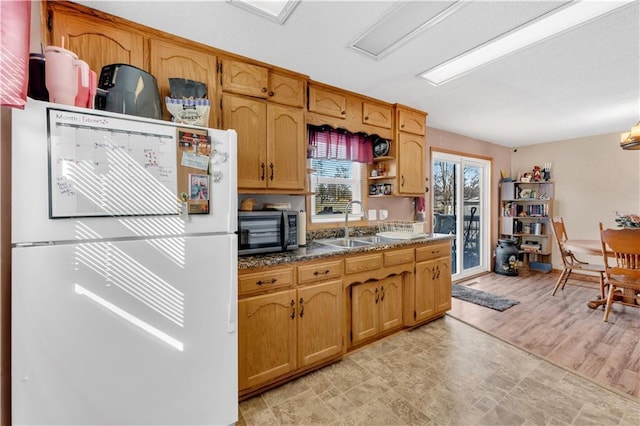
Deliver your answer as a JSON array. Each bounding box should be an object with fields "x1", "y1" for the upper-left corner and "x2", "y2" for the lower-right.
[
  {"x1": 227, "y1": 0, "x2": 299, "y2": 25},
  {"x1": 350, "y1": 1, "x2": 468, "y2": 60},
  {"x1": 419, "y1": 0, "x2": 636, "y2": 86}
]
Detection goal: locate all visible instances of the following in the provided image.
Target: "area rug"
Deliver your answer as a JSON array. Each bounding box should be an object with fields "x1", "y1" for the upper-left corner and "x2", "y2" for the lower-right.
[{"x1": 451, "y1": 284, "x2": 520, "y2": 311}]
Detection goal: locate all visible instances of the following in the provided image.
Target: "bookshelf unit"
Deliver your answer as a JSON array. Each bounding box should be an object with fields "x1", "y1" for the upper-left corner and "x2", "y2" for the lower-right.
[{"x1": 499, "y1": 180, "x2": 554, "y2": 267}]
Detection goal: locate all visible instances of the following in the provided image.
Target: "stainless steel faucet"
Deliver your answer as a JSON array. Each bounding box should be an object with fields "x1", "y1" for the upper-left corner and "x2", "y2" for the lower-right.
[{"x1": 344, "y1": 200, "x2": 367, "y2": 238}]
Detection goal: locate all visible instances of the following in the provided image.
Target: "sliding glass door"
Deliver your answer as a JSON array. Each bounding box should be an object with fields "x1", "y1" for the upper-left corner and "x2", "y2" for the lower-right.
[{"x1": 432, "y1": 152, "x2": 491, "y2": 279}]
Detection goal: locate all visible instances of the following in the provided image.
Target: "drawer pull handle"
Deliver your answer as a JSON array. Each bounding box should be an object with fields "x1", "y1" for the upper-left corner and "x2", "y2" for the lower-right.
[
  {"x1": 260, "y1": 162, "x2": 266, "y2": 181},
  {"x1": 290, "y1": 299, "x2": 295, "y2": 319},
  {"x1": 299, "y1": 297, "x2": 304, "y2": 318},
  {"x1": 380, "y1": 286, "x2": 385, "y2": 302},
  {"x1": 256, "y1": 278, "x2": 277, "y2": 285},
  {"x1": 313, "y1": 270, "x2": 330, "y2": 276},
  {"x1": 269, "y1": 163, "x2": 274, "y2": 181},
  {"x1": 375, "y1": 287, "x2": 379, "y2": 304}
]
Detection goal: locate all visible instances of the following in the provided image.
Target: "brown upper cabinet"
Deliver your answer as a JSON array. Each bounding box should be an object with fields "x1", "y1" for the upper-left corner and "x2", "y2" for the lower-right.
[
  {"x1": 396, "y1": 107, "x2": 427, "y2": 136},
  {"x1": 362, "y1": 101, "x2": 393, "y2": 129},
  {"x1": 221, "y1": 59, "x2": 305, "y2": 108},
  {"x1": 394, "y1": 105, "x2": 427, "y2": 196},
  {"x1": 222, "y1": 94, "x2": 305, "y2": 191},
  {"x1": 308, "y1": 85, "x2": 347, "y2": 119},
  {"x1": 307, "y1": 82, "x2": 394, "y2": 139},
  {"x1": 149, "y1": 39, "x2": 218, "y2": 128},
  {"x1": 47, "y1": 2, "x2": 144, "y2": 74}
]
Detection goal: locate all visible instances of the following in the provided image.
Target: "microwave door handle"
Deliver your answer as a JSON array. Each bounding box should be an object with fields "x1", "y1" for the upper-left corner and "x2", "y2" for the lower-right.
[{"x1": 281, "y1": 211, "x2": 289, "y2": 250}]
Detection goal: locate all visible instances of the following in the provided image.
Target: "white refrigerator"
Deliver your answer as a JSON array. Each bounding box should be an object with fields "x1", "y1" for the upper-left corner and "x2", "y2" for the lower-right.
[{"x1": 11, "y1": 99, "x2": 238, "y2": 425}]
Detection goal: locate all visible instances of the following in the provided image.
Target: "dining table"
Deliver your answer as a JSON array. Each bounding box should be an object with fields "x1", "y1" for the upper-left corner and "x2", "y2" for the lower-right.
[
  {"x1": 563, "y1": 239, "x2": 612, "y2": 257},
  {"x1": 564, "y1": 239, "x2": 638, "y2": 309}
]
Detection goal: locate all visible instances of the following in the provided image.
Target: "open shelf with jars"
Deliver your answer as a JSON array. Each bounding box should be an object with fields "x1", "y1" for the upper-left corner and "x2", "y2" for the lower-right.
[
  {"x1": 368, "y1": 157, "x2": 396, "y2": 197},
  {"x1": 499, "y1": 180, "x2": 554, "y2": 267}
]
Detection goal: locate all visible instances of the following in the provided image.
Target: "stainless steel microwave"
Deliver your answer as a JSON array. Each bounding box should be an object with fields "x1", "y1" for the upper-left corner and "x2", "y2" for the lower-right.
[{"x1": 238, "y1": 210, "x2": 298, "y2": 255}]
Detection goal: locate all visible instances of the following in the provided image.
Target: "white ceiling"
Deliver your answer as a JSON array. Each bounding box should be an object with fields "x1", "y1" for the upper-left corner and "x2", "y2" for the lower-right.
[{"x1": 76, "y1": 0, "x2": 639, "y2": 147}]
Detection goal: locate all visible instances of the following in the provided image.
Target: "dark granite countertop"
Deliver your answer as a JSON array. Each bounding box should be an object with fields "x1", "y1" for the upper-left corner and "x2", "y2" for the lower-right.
[{"x1": 238, "y1": 233, "x2": 454, "y2": 270}]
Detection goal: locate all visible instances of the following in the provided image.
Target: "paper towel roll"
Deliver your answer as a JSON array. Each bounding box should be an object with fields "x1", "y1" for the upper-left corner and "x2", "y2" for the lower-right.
[{"x1": 298, "y1": 210, "x2": 307, "y2": 246}]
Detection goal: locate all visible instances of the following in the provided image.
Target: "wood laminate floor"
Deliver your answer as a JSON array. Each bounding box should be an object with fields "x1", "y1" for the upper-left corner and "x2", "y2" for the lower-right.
[
  {"x1": 238, "y1": 270, "x2": 640, "y2": 425},
  {"x1": 450, "y1": 269, "x2": 640, "y2": 400}
]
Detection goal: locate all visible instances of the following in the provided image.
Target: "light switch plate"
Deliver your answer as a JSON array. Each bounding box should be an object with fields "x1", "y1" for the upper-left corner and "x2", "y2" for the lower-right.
[
  {"x1": 368, "y1": 209, "x2": 377, "y2": 220},
  {"x1": 379, "y1": 209, "x2": 388, "y2": 220}
]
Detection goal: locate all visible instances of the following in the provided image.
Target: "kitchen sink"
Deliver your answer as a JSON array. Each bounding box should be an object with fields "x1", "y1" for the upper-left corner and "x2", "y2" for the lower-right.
[
  {"x1": 315, "y1": 235, "x2": 396, "y2": 248},
  {"x1": 315, "y1": 238, "x2": 373, "y2": 248},
  {"x1": 352, "y1": 235, "x2": 394, "y2": 244}
]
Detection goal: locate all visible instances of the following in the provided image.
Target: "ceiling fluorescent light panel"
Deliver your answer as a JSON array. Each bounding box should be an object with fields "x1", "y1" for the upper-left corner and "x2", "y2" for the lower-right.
[
  {"x1": 227, "y1": 0, "x2": 299, "y2": 25},
  {"x1": 419, "y1": 0, "x2": 636, "y2": 86},
  {"x1": 351, "y1": 1, "x2": 467, "y2": 60}
]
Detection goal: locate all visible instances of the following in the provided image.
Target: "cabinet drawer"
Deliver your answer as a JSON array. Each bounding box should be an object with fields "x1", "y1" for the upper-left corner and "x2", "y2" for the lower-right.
[
  {"x1": 415, "y1": 242, "x2": 450, "y2": 262},
  {"x1": 384, "y1": 248, "x2": 414, "y2": 267},
  {"x1": 345, "y1": 253, "x2": 383, "y2": 274},
  {"x1": 298, "y1": 260, "x2": 343, "y2": 284},
  {"x1": 239, "y1": 268, "x2": 294, "y2": 295}
]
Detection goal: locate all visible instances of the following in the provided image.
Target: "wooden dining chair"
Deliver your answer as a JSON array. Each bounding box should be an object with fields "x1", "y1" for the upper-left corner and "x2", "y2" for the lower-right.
[
  {"x1": 599, "y1": 223, "x2": 640, "y2": 322},
  {"x1": 550, "y1": 218, "x2": 605, "y2": 297}
]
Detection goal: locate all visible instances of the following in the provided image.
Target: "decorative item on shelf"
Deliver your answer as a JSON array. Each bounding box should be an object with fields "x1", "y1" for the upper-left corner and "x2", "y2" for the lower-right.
[
  {"x1": 377, "y1": 162, "x2": 385, "y2": 176},
  {"x1": 614, "y1": 211, "x2": 640, "y2": 228},
  {"x1": 532, "y1": 165, "x2": 542, "y2": 181},
  {"x1": 543, "y1": 162, "x2": 551, "y2": 180},
  {"x1": 372, "y1": 136, "x2": 390, "y2": 158},
  {"x1": 620, "y1": 120, "x2": 640, "y2": 150},
  {"x1": 520, "y1": 172, "x2": 532, "y2": 183}
]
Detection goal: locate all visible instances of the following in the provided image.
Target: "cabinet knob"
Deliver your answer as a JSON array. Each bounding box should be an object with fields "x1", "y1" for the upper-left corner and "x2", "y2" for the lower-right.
[
  {"x1": 364, "y1": 116, "x2": 369, "y2": 121},
  {"x1": 269, "y1": 91, "x2": 274, "y2": 97},
  {"x1": 341, "y1": 110, "x2": 346, "y2": 115},
  {"x1": 262, "y1": 87, "x2": 268, "y2": 93}
]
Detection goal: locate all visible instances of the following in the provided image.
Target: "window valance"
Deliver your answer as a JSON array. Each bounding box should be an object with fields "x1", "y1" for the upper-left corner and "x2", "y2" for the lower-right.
[{"x1": 308, "y1": 125, "x2": 374, "y2": 164}]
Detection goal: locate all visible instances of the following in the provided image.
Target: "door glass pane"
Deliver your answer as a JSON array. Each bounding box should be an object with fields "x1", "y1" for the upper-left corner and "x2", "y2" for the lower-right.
[
  {"x1": 432, "y1": 160, "x2": 458, "y2": 274},
  {"x1": 463, "y1": 165, "x2": 481, "y2": 270}
]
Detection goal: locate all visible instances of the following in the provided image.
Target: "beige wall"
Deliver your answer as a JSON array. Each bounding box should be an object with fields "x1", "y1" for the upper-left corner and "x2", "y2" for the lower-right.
[{"x1": 511, "y1": 132, "x2": 640, "y2": 268}]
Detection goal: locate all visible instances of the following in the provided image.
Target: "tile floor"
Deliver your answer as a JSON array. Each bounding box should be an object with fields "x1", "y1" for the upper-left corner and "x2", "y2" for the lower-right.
[{"x1": 238, "y1": 316, "x2": 640, "y2": 425}]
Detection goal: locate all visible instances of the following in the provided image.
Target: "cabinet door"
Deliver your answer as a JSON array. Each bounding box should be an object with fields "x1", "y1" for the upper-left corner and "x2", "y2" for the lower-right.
[
  {"x1": 297, "y1": 280, "x2": 343, "y2": 368},
  {"x1": 363, "y1": 101, "x2": 392, "y2": 129},
  {"x1": 435, "y1": 258, "x2": 452, "y2": 313},
  {"x1": 149, "y1": 39, "x2": 217, "y2": 127},
  {"x1": 50, "y1": 10, "x2": 144, "y2": 74},
  {"x1": 414, "y1": 260, "x2": 437, "y2": 322},
  {"x1": 379, "y1": 275, "x2": 403, "y2": 332},
  {"x1": 308, "y1": 86, "x2": 347, "y2": 119},
  {"x1": 221, "y1": 59, "x2": 269, "y2": 98},
  {"x1": 238, "y1": 290, "x2": 296, "y2": 390},
  {"x1": 397, "y1": 132, "x2": 426, "y2": 195},
  {"x1": 269, "y1": 71, "x2": 305, "y2": 108},
  {"x1": 351, "y1": 281, "x2": 379, "y2": 344},
  {"x1": 266, "y1": 104, "x2": 306, "y2": 190},
  {"x1": 397, "y1": 108, "x2": 426, "y2": 135},
  {"x1": 222, "y1": 94, "x2": 267, "y2": 189}
]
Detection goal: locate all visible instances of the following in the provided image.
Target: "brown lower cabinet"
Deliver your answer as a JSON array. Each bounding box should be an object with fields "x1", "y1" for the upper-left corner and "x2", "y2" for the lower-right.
[{"x1": 238, "y1": 240, "x2": 452, "y2": 398}]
